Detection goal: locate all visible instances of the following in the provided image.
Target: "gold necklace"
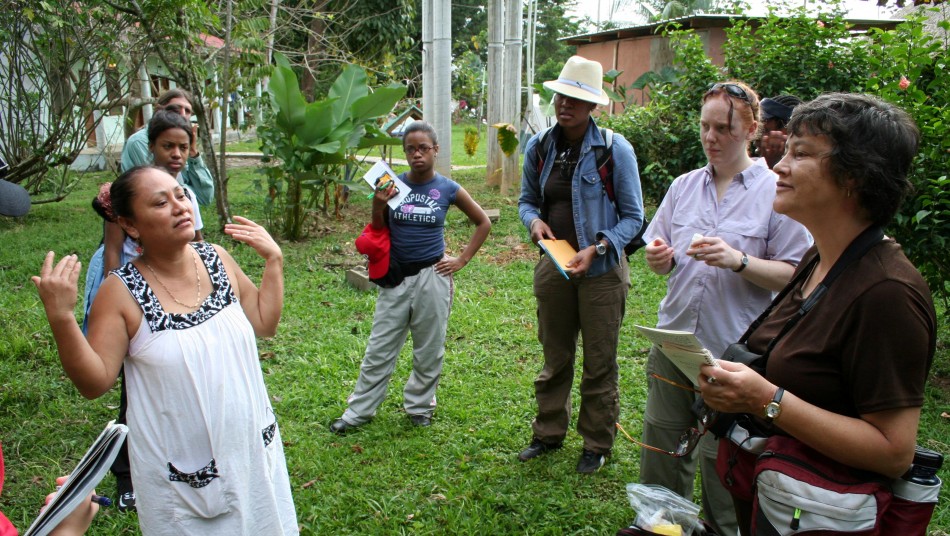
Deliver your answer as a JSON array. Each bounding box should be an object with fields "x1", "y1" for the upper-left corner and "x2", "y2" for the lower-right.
[{"x1": 142, "y1": 248, "x2": 202, "y2": 309}]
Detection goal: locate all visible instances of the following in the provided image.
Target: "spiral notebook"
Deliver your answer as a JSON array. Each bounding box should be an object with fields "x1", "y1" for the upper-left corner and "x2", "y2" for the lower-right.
[{"x1": 23, "y1": 421, "x2": 128, "y2": 536}]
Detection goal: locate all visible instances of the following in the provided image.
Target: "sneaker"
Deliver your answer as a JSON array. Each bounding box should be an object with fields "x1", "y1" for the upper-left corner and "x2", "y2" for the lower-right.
[
  {"x1": 576, "y1": 449, "x2": 606, "y2": 474},
  {"x1": 409, "y1": 414, "x2": 432, "y2": 427},
  {"x1": 117, "y1": 490, "x2": 137, "y2": 513},
  {"x1": 517, "y1": 438, "x2": 563, "y2": 462},
  {"x1": 329, "y1": 418, "x2": 361, "y2": 435}
]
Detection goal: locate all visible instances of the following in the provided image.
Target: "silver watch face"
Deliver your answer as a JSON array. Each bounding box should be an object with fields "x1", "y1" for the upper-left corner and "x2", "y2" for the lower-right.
[
  {"x1": 765, "y1": 403, "x2": 781, "y2": 419},
  {"x1": 596, "y1": 243, "x2": 607, "y2": 255}
]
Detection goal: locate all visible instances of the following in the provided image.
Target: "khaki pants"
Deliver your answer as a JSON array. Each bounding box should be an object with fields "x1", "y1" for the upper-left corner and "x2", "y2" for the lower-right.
[
  {"x1": 529, "y1": 255, "x2": 629, "y2": 454},
  {"x1": 640, "y1": 345, "x2": 740, "y2": 536},
  {"x1": 342, "y1": 266, "x2": 453, "y2": 424}
]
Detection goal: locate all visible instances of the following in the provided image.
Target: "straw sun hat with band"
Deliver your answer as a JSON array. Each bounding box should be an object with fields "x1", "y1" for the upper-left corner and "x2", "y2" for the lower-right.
[{"x1": 543, "y1": 55, "x2": 610, "y2": 106}]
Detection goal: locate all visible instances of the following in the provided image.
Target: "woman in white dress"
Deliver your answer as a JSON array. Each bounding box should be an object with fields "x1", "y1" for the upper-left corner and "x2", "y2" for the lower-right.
[{"x1": 32, "y1": 166, "x2": 298, "y2": 535}]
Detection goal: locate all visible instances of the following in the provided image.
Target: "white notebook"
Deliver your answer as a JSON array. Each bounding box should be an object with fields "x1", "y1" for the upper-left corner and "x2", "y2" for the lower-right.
[
  {"x1": 635, "y1": 325, "x2": 720, "y2": 385},
  {"x1": 23, "y1": 421, "x2": 128, "y2": 536}
]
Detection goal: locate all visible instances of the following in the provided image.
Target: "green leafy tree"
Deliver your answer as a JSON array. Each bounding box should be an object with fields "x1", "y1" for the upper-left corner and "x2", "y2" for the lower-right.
[
  {"x1": 109, "y1": 0, "x2": 236, "y2": 222},
  {"x1": 722, "y1": 2, "x2": 870, "y2": 100},
  {"x1": 258, "y1": 54, "x2": 406, "y2": 240},
  {"x1": 533, "y1": 0, "x2": 583, "y2": 83},
  {"x1": 0, "y1": 1, "x2": 139, "y2": 201}
]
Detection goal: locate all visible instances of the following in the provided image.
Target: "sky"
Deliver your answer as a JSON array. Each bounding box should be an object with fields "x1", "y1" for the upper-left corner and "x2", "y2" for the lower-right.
[{"x1": 568, "y1": 0, "x2": 900, "y2": 30}]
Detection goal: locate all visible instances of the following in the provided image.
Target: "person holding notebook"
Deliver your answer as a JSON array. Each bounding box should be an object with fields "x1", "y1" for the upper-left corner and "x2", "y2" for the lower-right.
[
  {"x1": 637, "y1": 81, "x2": 810, "y2": 534},
  {"x1": 516, "y1": 55, "x2": 644, "y2": 474},
  {"x1": 0, "y1": 443, "x2": 98, "y2": 536},
  {"x1": 699, "y1": 93, "x2": 936, "y2": 533}
]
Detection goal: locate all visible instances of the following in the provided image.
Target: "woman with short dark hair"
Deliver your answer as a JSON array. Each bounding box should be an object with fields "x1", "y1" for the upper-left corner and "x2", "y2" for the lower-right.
[{"x1": 700, "y1": 93, "x2": 936, "y2": 533}]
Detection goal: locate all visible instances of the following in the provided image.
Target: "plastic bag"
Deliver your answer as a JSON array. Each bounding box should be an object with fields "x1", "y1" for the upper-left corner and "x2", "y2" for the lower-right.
[{"x1": 626, "y1": 483, "x2": 704, "y2": 536}]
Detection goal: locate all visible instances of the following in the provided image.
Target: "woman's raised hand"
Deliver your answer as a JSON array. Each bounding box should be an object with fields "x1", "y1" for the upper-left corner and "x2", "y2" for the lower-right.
[
  {"x1": 224, "y1": 216, "x2": 282, "y2": 263},
  {"x1": 32, "y1": 252, "x2": 82, "y2": 322}
]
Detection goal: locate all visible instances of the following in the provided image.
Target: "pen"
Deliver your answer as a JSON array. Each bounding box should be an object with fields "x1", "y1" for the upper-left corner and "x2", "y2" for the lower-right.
[{"x1": 91, "y1": 495, "x2": 112, "y2": 507}]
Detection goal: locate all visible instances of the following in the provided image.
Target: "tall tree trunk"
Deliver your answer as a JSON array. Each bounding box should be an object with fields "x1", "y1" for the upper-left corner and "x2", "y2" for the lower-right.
[
  {"x1": 300, "y1": 2, "x2": 329, "y2": 102},
  {"x1": 216, "y1": 0, "x2": 233, "y2": 230}
]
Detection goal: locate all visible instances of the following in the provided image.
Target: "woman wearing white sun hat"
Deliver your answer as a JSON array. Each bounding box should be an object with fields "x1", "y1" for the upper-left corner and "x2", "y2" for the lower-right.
[{"x1": 517, "y1": 55, "x2": 644, "y2": 474}]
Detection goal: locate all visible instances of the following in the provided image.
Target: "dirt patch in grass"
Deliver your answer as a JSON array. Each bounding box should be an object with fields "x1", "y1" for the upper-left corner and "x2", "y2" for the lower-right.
[{"x1": 483, "y1": 236, "x2": 537, "y2": 267}]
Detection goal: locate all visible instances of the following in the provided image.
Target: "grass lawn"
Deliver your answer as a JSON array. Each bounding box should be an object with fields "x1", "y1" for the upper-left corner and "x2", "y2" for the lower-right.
[{"x1": 0, "y1": 161, "x2": 948, "y2": 535}]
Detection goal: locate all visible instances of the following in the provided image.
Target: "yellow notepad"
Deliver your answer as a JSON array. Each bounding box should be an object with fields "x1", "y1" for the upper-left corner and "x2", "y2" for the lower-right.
[{"x1": 538, "y1": 239, "x2": 577, "y2": 279}]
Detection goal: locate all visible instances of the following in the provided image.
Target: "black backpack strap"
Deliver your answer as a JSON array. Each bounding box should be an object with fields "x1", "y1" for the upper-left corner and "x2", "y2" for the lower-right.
[
  {"x1": 595, "y1": 127, "x2": 614, "y2": 200},
  {"x1": 534, "y1": 126, "x2": 556, "y2": 176}
]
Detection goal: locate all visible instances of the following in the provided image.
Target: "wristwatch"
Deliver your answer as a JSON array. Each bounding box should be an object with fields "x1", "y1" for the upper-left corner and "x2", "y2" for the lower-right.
[
  {"x1": 595, "y1": 240, "x2": 608, "y2": 256},
  {"x1": 764, "y1": 387, "x2": 785, "y2": 423},
  {"x1": 733, "y1": 252, "x2": 749, "y2": 273}
]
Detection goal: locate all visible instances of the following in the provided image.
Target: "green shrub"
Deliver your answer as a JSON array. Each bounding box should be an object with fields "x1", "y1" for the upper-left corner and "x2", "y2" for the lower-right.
[
  {"x1": 864, "y1": 12, "x2": 950, "y2": 304},
  {"x1": 605, "y1": 6, "x2": 950, "y2": 305},
  {"x1": 723, "y1": 3, "x2": 870, "y2": 100}
]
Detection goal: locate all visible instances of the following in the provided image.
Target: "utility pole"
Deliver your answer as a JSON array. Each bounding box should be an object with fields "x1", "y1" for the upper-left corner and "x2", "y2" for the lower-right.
[
  {"x1": 525, "y1": 0, "x2": 537, "y2": 132},
  {"x1": 423, "y1": 0, "x2": 453, "y2": 176},
  {"x1": 501, "y1": 0, "x2": 523, "y2": 196},
  {"x1": 486, "y1": 0, "x2": 504, "y2": 187}
]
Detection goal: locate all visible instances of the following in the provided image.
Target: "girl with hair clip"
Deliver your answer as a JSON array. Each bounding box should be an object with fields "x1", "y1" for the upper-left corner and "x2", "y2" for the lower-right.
[
  {"x1": 80, "y1": 110, "x2": 206, "y2": 510},
  {"x1": 34, "y1": 166, "x2": 298, "y2": 535}
]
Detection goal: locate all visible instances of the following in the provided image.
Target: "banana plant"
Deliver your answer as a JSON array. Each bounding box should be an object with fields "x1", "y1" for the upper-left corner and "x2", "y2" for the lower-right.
[{"x1": 259, "y1": 53, "x2": 407, "y2": 239}]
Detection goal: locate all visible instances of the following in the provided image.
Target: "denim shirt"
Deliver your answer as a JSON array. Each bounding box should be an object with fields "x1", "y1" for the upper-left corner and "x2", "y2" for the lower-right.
[{"x1": 518, "y1": 120, "x2": 644, "y2": 277}]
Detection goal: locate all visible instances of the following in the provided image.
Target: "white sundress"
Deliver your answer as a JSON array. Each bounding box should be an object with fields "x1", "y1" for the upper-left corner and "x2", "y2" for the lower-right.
[{"x1": 112, "y1": 242, "x2": 297, "y2": 535}]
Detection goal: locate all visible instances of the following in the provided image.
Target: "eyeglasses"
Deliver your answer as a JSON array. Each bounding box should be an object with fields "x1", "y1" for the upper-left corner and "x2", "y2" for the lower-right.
[
  {"x1": 615, "y1": 373, "x2": 718, "y2": 457},
  {"x1": 404, "y1": 144, "x2": 435, "y2": 156},
  {"x1": 707, "y1": 83, "x2": 753, "y2": 107},
  {"x1": 617, "y1": 408, "x2": 717, "y2": 458}
]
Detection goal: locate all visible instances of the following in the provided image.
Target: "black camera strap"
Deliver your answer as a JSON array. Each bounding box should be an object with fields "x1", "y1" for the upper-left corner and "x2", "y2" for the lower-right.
[{"x1": 738, "y1": 224, "x2": 885, "y2": 360}]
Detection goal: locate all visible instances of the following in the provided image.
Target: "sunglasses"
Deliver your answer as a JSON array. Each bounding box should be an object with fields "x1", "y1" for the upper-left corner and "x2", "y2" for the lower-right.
[
  {"x1": 707, "y1": 83, "x2": 753, "y2": 107},
  {"x1": 615, "y1": 373, "x2": 718, "y2": 457}
]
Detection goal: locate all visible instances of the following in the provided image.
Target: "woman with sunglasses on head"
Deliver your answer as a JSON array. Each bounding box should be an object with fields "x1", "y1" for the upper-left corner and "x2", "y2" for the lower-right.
[
  {"x1": 32, "y1": 166, "x2": 298, "y2": 534},
  {"x1": 699, "y1": 94, "x2": 936, "y2": 534},
  {"x1": 638, "y1": 81, "x2": 810, "y2": 534},
  {"x1": 330, "y1": 121, "x2": 491, "y2": 434}
]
